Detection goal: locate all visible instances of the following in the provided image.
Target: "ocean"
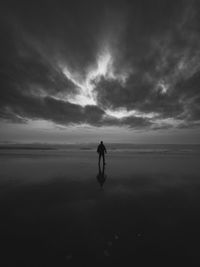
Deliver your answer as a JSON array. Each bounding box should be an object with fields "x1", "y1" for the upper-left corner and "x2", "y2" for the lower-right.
[{"x1": 0, "y1": 143, "x2": 200, "y2": 266}]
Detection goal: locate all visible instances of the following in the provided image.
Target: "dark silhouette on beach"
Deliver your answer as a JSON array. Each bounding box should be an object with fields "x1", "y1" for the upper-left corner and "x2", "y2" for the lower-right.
[
  {"x1": 96, "y1": 163, "x2": 107, "y2": 188},
  {"x1": 97, "y1": 141, "x2": 107, "y2": 165}
]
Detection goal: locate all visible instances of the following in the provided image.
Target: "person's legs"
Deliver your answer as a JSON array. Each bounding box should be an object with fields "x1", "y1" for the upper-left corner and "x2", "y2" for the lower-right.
[{"x1": 102, "y1": 153, "x2": 105, "y2": 165}]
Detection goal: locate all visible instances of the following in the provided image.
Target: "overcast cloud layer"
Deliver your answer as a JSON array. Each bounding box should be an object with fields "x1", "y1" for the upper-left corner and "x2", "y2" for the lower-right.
[{"x1": 0, "y1": 0, "x2": 200, "y2": 130}]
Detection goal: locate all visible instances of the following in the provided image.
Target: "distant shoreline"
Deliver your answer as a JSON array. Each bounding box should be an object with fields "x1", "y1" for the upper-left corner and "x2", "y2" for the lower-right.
[
  {"x1": 0, "y1": 146, "x2": 56, "y2": 150},
  {"x1": 0, "y1": 144, "x2": 200, "y2": 155}
]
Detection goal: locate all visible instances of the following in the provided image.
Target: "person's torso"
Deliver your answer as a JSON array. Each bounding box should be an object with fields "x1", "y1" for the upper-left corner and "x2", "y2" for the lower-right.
[{"x1": 98, "y1": 144, "x2": 105, "y2": 153}]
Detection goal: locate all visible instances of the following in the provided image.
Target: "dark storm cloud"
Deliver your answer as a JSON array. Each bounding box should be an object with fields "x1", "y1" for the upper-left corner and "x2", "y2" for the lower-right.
[
  {"x1": 0, "y1": 0, "x2": 110, "y2": 126},
  {"x1": 0, "y1": 0, "x2": 105, "y2": 73},
  {"x1": 0, "y1": 91, "x2": 105, "y2": 126},
  {"x1": 0, "y1": 20, "x2": 78, "y2": 95},
  {"x1": 94, "y1": 0, "x2": 200, "y2": 126},
  {"x1": 0, "y1": 82, "x2": 151, "y2": 128},
  {"x1": 94, "y1": 74, "x2": 186, "y2": 120},
  {"x1": 0, "y1": 0, "x2": 200, "y2": 128}
]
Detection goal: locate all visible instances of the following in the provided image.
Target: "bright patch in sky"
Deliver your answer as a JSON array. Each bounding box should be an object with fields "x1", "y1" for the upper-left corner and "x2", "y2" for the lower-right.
[
  {"x1": 61, "y1": 48, "x2": 114, "y2": 106},
  {"x1": 62, "y1": 66, "x2": 96, "y2": 106},
  {"x1": 105, "y1": 109, "x2": 158, "y2": 119},
  {"x1": 156, "y1": 80, "x2": 169, "y2": 94},
  {"x1": 61, "y1": 45, "x2": 130, "y2": 109},
  {"x1": 153, "y1": 117, "x2": 184, "y2": 128},
  {"x1": 105, "y1": 108, "x2": 137, "y2": 118},
  {"x1": 61, "y1": 49, "x2": 160, "y2": 120}
]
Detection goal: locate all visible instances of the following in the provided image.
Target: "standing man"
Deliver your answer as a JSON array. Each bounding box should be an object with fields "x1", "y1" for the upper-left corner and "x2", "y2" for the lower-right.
[{"x1": 97, "y1": 141, "x2": 107, "y2": 165}]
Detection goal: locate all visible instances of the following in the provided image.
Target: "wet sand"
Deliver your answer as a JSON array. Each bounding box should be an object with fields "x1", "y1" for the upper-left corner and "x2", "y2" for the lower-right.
[{"x1": 0, "y1": 146, "x2": 200, "y2": 266}]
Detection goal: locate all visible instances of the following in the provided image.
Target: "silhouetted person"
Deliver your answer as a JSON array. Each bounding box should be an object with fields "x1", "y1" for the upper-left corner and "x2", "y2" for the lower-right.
[
  {"x1": 96, "y1": 163, "x2": 107, "y2": 188},
  {"x1": 97, "y1": 141, "x2": 107, "y2": 165}
]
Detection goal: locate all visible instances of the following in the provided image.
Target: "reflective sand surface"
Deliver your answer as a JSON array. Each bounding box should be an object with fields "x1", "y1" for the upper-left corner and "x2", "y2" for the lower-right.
[{"x1": 0, "y1": 146, "x2": 200, "y2": 266}]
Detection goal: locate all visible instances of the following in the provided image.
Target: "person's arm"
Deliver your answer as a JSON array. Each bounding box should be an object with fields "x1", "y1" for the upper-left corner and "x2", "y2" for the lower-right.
[{"x1": 104, "y1": 145, "x2": 107, "y2": 153}]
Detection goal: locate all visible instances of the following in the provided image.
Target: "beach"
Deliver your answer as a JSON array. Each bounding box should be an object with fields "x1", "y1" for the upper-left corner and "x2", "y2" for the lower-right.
[{"x1": 0, "y1": 144, "x2": 200, "y2": 266}]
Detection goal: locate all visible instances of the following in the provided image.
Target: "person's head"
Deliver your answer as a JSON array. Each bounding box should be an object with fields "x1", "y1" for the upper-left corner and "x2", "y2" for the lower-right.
[{"x1": 100, "y1": 141, "x2": 103, "y2": 144}]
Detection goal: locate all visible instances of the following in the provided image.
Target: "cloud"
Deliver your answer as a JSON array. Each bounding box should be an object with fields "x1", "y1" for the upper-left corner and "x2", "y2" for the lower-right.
[
  {"x1": 103, "y1": 115, "x2": 152, "y2": 128},
  {"x1": 0, "y1": 94, "x2": 104, "y2": 126},
  {"x1": 93, "y1": 0, "x2": 200, "y2": 127},
  {"x1": 0, "y1": 0, "x2": 200, "y2": 129}
]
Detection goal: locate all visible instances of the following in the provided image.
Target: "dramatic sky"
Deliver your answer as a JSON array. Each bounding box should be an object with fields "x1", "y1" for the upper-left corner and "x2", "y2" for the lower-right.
[{"x1": 0, "y1": 0, "x2": 200, "y2": 143}]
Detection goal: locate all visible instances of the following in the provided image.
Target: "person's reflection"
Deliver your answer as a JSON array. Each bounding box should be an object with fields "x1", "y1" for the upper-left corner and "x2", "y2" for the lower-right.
[{"x1": 97, "y1": 163, "x2": 107, "y2": 188}]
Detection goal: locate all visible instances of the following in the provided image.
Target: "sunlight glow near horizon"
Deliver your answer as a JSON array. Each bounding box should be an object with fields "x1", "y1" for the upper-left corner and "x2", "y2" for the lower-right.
[{"x1": 1, "y1": 119, "x2": 199, "y2": 144}]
